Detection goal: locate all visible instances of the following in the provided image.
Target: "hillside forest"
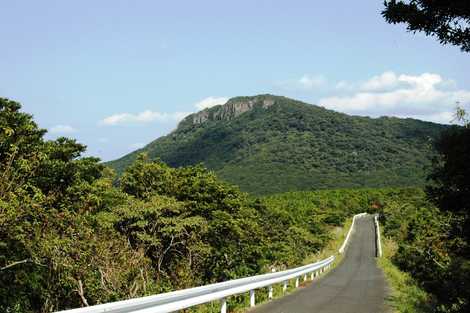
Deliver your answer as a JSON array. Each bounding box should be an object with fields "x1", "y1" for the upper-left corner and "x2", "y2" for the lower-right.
[
  {"x1": 1, "y1": 98, "x2": 469, "y2": 313},
  {"x1": 107, "y1": 95, "x2": 447, "y2": 195}
]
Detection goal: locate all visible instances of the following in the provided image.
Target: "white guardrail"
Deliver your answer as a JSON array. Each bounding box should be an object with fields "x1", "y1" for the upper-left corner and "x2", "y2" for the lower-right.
[
  {"x1": 57, "y1": 213, "x2": 367, "y2": 313},
  {"x1": 374, "y1": 214, "x2": 383, "y2": 257},
  {"x1": 338, "y1": 213, "x2": 367, "y2": 254}
]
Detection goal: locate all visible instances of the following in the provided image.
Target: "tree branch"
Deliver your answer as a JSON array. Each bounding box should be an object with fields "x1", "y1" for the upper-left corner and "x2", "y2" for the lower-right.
[
  {"x1": 76, "y1": 279, "x2": 89, "y2": 307},
  {"x1": 1, "y1": 258, "x2": 45, "y2": 270}
]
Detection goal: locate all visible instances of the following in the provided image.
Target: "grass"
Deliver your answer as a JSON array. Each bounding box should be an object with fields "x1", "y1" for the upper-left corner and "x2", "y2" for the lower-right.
[
  {"x1": 188, "y1": 216, "x2": 354, "y2": 313},
  {"x1": 377, "y1": 236, "x2": 431, "y2": 313},
  {"x1": 304, "y1": 217, "x2": 353, "y2": 268}
]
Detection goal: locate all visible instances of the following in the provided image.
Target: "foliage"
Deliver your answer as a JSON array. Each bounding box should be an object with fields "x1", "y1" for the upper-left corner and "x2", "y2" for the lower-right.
[
  {"x1": 382, "y1": 0, "x2": 470, "y2": 52},
  {"x1": 378, "y1": 190, "x2": 470, "y2": 312},
  {"x1": 3, "y1": 96, "x2": 467, "y2": 313},
  {"x1": 371, "y1": 108, "x2": 470, "y2": 312},
  {"x1": 107, "y1": 95, "x2": 447, "y2": 195},
  {"x1": 427, "y1": 125, "x2": 470, "y2": 258},
  {"x1": 377, "y1": 238, "x2": 431, "y2": 313},
  {"x1": 2, "y1": 98, "x2": 374, "y2": 312},
  {"x1": 0, "y1": 98, "x2": 157, "y2": 312},
  {"x1": 261, "y1": 188, "x2": 409, "y2": 266}
]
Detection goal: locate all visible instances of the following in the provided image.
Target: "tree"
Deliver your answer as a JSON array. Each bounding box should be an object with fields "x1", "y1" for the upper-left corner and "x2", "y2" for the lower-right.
[
  {"x1": 425, "y1": 108, "x2": 470, "y2": 311},
  {"x1": 452, "y1": 104, "x2": 470, "y2": 127},
  {"x1": 1, "y1": 99, "x2": 156, "y2": 312},
  {"x1": 427, "y1": 125, "x2": 470, "y2": 256},
  {"x1": 382, "y1": 0, "x2": 470, "y2": 52}
]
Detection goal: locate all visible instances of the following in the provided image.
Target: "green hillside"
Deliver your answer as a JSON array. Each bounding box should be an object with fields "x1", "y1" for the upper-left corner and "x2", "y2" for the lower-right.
[{"x1": 107, "y1": 94, "x2": 447, "y2": 194}]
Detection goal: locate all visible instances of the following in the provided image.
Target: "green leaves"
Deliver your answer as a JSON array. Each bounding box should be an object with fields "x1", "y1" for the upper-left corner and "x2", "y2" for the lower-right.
[
  {"x1": 107, "y1": 95, "x2": 446, "y2": 195},
  {"x1": 7, "y1": 97, "x2": 454, "y2": 312},
  {"x1": 117, "y1": 154, "x2": 267, "y2": 283},
  {"x1": 120, "y1": 153, "x2": 174, "y2": 199},
  {"x1": 382, "y1": 0, "x2": 470, "y2": 53},
  {"x1": 379, "y1": 189, "x2": 470, "y2": 312}
]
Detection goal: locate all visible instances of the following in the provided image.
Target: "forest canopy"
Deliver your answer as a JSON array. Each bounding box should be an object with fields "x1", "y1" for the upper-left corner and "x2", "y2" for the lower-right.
[
  {"x1": 0, "y1": 98, "x2": 373, "y2": 312},
  {"x1": 1, "y1": 98, "x2": 469, "y2": 313}
]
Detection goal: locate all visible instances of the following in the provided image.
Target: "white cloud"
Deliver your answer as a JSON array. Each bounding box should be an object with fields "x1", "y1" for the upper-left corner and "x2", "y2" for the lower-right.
[
  {"x1": 194, "y1": 97, "x2": 228, "y2": 110},
  {"x1": 50, "y1": 124, "x2": 77, "y2": 134},
  {"x1": 100, "y1": 110, "x2": 190, "y2": 126},
  {"x1": 360, "y1": 71, "x2": 400, "y2": 91},
  {"x1": 100, "y1": 97, "x2": 230, "y2": 127},
  {"x1": 319, "y1": 71, "x2": 470, "y2": 124}
]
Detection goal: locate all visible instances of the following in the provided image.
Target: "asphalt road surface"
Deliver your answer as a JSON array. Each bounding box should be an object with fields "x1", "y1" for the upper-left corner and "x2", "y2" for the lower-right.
[{"x1": 251, "y1": 214, "x2": 388, "y2": 313}]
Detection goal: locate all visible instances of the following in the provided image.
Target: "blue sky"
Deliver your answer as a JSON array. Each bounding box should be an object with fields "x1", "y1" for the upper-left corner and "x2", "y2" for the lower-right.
[{"x1": 1, "y1": 0, "x2": 469, "y2": 161}]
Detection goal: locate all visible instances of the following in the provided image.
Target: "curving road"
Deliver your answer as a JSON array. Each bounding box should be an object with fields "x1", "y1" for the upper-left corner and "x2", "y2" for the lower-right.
[{"x1": 250, "y1": 214, "x2": 388, "y2": 313}]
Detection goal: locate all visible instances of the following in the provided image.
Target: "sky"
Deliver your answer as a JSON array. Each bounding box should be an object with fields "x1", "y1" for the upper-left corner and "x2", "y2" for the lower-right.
[{"x1": 1, "y1": 0, "x2": 469, "y2": 161}]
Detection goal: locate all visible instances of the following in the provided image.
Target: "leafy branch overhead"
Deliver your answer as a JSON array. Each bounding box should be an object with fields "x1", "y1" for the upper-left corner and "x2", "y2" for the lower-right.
[{"x1": 382, "y1": 0, "x2": 470, "y2": 52}]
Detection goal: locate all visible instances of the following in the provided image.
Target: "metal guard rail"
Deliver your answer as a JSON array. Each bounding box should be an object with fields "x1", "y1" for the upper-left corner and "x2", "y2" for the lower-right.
[
  {"x1": 58, "y1": 213, "x2": 366, "y2": 313},
  {"x1": 374, "y1": 214, "x2": 383, "y2": 257}
]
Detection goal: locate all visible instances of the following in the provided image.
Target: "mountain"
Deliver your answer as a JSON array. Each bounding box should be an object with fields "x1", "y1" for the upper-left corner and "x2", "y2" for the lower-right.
[{"x1": 107, "y1": 94, "x2": 447, "y2": 195}]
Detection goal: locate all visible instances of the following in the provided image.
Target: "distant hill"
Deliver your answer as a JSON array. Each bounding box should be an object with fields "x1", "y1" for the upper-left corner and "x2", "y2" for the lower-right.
[{"x1": 107, "y1": 94, "x2": 447, "y2": 195}]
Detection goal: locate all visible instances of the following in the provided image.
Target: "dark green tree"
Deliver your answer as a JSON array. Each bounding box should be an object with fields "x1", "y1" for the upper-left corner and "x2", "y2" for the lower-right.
[
  {"x1": 382, "y1": 0, "x2": 470, "y2": 52},
  {"x1": 427, "y1": 123, "x2": 470, "y2": 257}
]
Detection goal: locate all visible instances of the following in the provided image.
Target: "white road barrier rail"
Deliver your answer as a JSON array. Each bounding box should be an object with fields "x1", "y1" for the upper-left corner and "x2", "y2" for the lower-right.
[
  {"x1": 339, "y1": 213, "x2": 367, "y2": 254},
  {"x1": 57, "y1": 212, "x2": 367, "y2": 313},
  {"x1": 374, "y1": 214, "x2": 383, "y2": 257}
]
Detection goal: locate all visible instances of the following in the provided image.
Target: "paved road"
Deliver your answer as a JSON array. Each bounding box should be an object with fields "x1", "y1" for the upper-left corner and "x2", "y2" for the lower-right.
[{"x1": 251, "y1": 214, "x2": 388, "y2": 313}]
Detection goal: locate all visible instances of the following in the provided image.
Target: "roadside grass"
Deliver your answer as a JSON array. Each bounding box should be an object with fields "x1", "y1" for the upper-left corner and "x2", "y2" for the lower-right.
[
  {"x1": 189, "y1": 216, "x2": 354, "y2": 312},
  {"x1": 378, "y1": 237, "x2": 431, "y2": 313},
  {"x1": 304, "y1": 217, "x2": 352, "y2": 269}
]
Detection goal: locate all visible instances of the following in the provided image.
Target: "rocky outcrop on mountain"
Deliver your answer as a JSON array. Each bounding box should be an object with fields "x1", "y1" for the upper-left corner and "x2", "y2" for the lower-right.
[{"x1": 185, "y1": 95, "x2": 276, "y2": 126}]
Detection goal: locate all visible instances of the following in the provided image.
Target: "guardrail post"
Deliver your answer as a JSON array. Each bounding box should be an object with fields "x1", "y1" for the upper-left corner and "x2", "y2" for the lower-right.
[
  {"x1": 250, "y1": 289, "x2": 255, "y2": 307},
  {"x1": 220, "y1": 298, "x2": 227, "y2": 313},
  {"x1": 295, "y1": 277, "x2": 299, "y2": 288},
  {"x1": 268, "y1": 285, "x2": 273, "y2": 300},
  {"x1": 283, "y1": 280, "x2": 287, "y2": 293},
  {"x1": 310, "y1": 272, "x2": 314, "y2": 280},
  {"x1": 303, "y1": 273, "x2": 307, "y2": 282},
  {"x1": 375, "y1": 214, "x2": 383, "y2": 257}
]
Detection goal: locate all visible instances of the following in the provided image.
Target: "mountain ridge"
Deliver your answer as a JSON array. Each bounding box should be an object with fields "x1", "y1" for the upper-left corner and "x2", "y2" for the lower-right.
[
  {"x1": 182, "y1": 94, "x2": 276, "y2": 126},
  {"x1": 107, "y1": 94, "x2": 448, "y2": 194}
]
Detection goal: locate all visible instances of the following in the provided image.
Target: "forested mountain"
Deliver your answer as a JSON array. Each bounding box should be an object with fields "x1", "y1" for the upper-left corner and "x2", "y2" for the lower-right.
[
  {"x1": 108, "y1": 95, "x2": 447, "y2": 194},
  {"x1": 0, "y1": 98, "x2": 371, "y2": 311},
  {"x1": 3, "y1": 97, "x2": 468, "y2": 312}
]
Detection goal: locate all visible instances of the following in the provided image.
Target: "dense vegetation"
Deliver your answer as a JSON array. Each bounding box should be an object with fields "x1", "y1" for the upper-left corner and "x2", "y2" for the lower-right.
[
  {"x1": 382, "y1": 0, "x2": 470, "y2": 53},
  {"x1": 108, "y1": 95, "x2": 447, "y2": 195},
  {"x1": 0, "y1": 98, "x2": 379, "y2": 312},
  {"x1": 2, "y1": 97, "x2": 467, "y2": 313},
  {"x1": 376, "y1": 121, "x2": 470, "y2": 312}
]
